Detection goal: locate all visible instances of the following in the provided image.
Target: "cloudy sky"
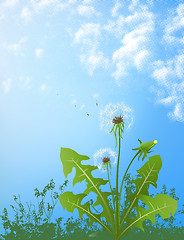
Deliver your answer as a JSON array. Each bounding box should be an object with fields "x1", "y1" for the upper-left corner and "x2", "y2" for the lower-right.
[{"x1": 1, "y1": 0, "x2": 184, "y2": 225}]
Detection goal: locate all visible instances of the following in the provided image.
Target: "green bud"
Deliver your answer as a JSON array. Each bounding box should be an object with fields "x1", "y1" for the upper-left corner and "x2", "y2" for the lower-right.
[
  {"x1": 132, "y1": 139, "x2": 157, "y2": 161},
  {"x1": 140, "y1": 140, "x2": 157, "y2": 152}
]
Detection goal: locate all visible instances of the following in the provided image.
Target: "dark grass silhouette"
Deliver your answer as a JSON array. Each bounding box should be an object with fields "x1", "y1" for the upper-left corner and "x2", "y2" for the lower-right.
[{"x1": 1, "y1": 175, "x2": 184, "y2": 240}]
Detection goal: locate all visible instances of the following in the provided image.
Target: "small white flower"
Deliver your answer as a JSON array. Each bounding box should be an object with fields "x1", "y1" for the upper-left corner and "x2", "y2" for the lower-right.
[
  {"x1": 93, "y1": 148, "x2": 117, "y2": 172},
  {"x1": 100, "y1": 103, "x2": 134, "y2": 133}
]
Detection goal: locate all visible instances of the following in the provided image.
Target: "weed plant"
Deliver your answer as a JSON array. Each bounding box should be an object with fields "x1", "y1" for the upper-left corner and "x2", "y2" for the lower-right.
[{"x1": 1, "y1": 176, "x2": 184, "y2": 240}]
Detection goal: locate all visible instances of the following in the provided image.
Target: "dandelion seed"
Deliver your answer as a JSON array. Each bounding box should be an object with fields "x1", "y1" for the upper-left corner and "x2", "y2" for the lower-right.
[
  {"x1": 72, "y1": 99, "x2": 77, "y2": 108},
  {"x1": 93, "y1": 93, "x2": 99, "y2": 106},
  {"x1": 56, "y1": 90, "x2": 59, "y2": 96},
  {"x1": 81, "y1": 104, "x2": 90, "y2": 116}
]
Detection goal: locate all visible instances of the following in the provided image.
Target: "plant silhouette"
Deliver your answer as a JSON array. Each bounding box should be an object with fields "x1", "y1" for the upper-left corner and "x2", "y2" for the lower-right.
[{"x1": 0, "y1": 177, "x2": 184, "y2": 239}]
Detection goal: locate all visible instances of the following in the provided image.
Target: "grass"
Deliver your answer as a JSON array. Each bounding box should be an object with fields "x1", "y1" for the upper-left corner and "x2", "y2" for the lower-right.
[{"x1": 1, "y1": 175, "x2": 184, "y2": 240}]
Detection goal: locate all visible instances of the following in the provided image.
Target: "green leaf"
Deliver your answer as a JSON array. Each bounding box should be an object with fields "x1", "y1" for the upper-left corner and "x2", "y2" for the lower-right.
[
  {"x1": 118, "y1": 194, "x2": 178, "y2": 237},
  {"x1": 60, "y1": 147, "x2": 115, "y2": 231},
  {"x1": 59, "y1": 192, "x2": 103, "y2": 227},
  {"x1": 120, "y1": 155, "x2": 162, "y2": 227},
  {"x1": 60, "y1": 147, "x2": 90, "y2": 179}
]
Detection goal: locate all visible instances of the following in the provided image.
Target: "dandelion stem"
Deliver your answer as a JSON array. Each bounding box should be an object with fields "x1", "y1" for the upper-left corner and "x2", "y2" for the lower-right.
[
  {"x1": 115, "y1": 126, "x2": 121, "y2": 235},
  {"x1": 107, "y1": 164, "x2": 116, "y2": 220},
  {"x1": 118, "y1": 150, "x2": 141, "y2": 223}
]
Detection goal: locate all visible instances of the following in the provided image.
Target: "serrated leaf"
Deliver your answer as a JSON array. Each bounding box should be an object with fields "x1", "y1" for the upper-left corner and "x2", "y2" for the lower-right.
[
  {"x1": 119, "y1": 194, "x2": 177, "y2": 237},
  {"x1": 120, "y1": 155, "x2": 162, "y2": 227},
  {"x1": 59, "y1": 192, "x2": 103, "y2": 227},
  {"x1": 60, "y1": 148, "x2": 115, "y2": 231},
  {"x1": 60, "y1": 147, "x2": 90, "y2": 179}
]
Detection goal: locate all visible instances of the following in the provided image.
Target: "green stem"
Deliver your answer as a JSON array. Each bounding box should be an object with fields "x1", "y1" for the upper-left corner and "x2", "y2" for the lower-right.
[
  {"x1": 118, "y1": 150, "x2": 141, "y2": 221},
  {"x1": 115, "y1": 126, "x2": 121, "y2": 235},
  {"x1": 107, "y1": 164, "x2": 116, "y2": 220}
]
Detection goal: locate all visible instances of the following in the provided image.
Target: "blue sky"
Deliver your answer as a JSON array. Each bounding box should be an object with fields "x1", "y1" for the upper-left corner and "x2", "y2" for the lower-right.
[{"x1": 1, "y1": 0, "x2": 184, "y2": 227}]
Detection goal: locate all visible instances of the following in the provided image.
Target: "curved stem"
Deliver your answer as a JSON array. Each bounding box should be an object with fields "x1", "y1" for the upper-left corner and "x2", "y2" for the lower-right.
[
  {"x1": 115, "y1": 126, "x2": 121, "y2": 234},
  {"x1": 118, "y1": 150, "x2": 141, "y2": 222},
  {"x1": 107, "y1": 164, "x2": 116, "y2": 219},
  {"x1": 114, "y1": 124, "x2": 118, "y2": 148}
]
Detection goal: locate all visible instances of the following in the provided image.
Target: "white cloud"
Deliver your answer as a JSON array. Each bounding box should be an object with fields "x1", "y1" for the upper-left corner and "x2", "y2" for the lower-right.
[
  {"x1": 80, "y1": 49, "x2": 109, "y2": 76},
  {"x1": 146, "y1": 0, "x2": 153, "y2": 6},
  {"x1": 152, "y1": 53, "x2": 184, "y2": 122},
  {"x1": 152, "y1": 66, "x2": 170, "y2": 87},
  {"x1": 158, "y1": 96, "x2": 177, "y2": 105},
  {"x1": 134, "y1": 49, "x2": 149, "y2": 70},
  {"x1": 68, "y1": 0, "x2": 76, "y2": 3},
  {"x1": 129, "y1": 0, "x2": 139, "y2": 11},
  {"x1": 6, "y1": 37, "x2": 27, "y2": 55},
  {"x1": 30, "y1": 0, "x2": 76, "y2": 13},
  {"x1": 111, "y1": 0, "x2": 122, "y2": 17},
  {"x1": 2, "y1": 78, "x2": 12, "y2": 93},
  {"x1": 83, "y1": 0, "x2": 93, "y2": 4},
  {"x1": 30, "y1": 0, "x2": 55, "y2": 12},
  {"x1": 111, "y1": 5, "x2": 154, "y2": 80},
  {"x1": 75, "y1": 23, "x2": 109, "y2": 75},
  {"x1": 75, "y1": 23, "x2": 100, "y2": 44},
  {"x1": 104, "y1": 15, "x2": 126, "y2": 38},
  {"x1": 77, "y1": 5, "x2": 97, "y2": 17},
  {"x1": 168, "y1": 103, "x2": 184, "y2": 122},
  {"x1": 21, "y1": 7, "x2": 32, "y2": 21},
  {"x1": 35, "y1": 48, "x2": 44, "y2": 58},
  {"x1": 112, "y1": 25, "x2": 153, "y2": 79},
  {"x1": 74, "y1": 3, "x2": 154, "y2": 80},
  {"x1": 105, "y1": 5, "x2": 154, "y2": 37},
  {"x1": 152, "y1": 54, "x2": 184, "y2": 84},
  {"x1": 2, "y1": 0, "x2": 19, "y2": 8},
  {"x1": 152, "y1": 3, "x2": 184, "y2": 122},
  {"x1": 163, "y1": 4, "x2": 184, "y2": 45}
]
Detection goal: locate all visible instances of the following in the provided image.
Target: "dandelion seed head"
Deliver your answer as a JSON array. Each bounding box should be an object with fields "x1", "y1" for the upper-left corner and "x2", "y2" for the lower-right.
[
  {"x1": 93, "y1": 148, "x2": 117, "y2": 172},
  {"x1": 100, "y1": 103, "x2": 134, "y2": 133}
]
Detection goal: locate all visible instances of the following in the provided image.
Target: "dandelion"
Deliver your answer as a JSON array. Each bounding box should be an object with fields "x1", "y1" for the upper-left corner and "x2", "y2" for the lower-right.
[
  {"x1": 100, "y1": 103, "x2": 133, "y2": 132},
  {"x1": 100, "y1": 103, "x2": 134, "y2": 147},
  {"x1": 93, "y1": 148, "x2": 117, "y2": 173},
  {"x1": 94, "y1": 148, "x2": 117, "y2": 216}
]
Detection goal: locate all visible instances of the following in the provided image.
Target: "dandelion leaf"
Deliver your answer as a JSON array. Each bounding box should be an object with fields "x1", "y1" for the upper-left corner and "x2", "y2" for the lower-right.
[
  {"x1": 59, "y1": 191, "x2": 102, "y2": 227},
  {"x1": 60, "y1": 147, "x2": 114, "y2": 230},
  {"x1": 122, "y1": 194, "x2": 177, "y2": 235},
  {"x1": 121, "y1": 155, "x2": 162, "y2": 225}
]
